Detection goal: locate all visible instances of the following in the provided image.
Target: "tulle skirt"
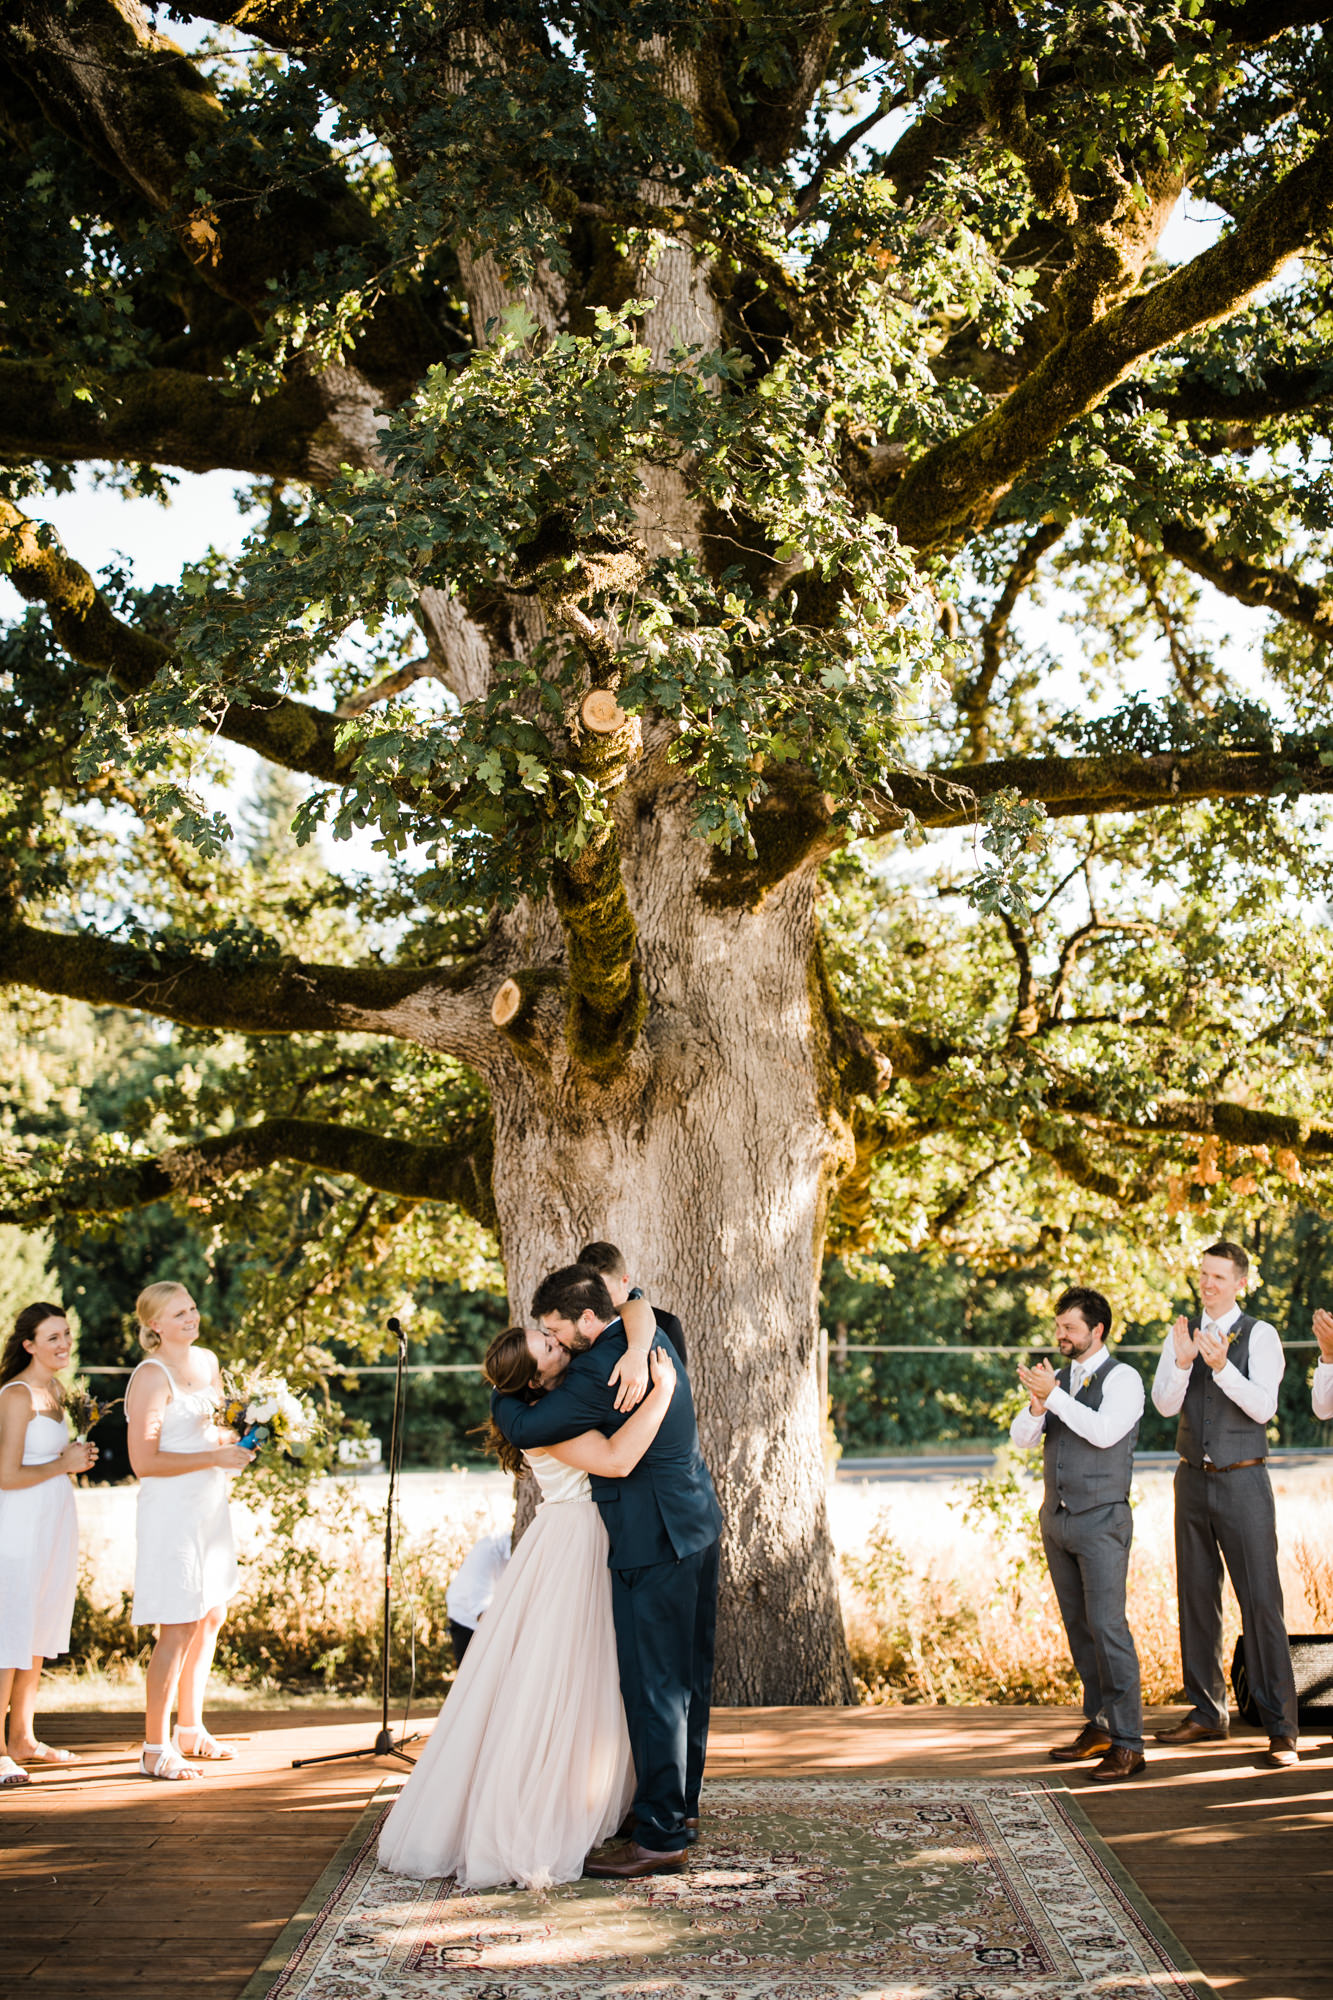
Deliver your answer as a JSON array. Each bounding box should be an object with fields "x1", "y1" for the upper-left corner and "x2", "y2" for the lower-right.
[{"x1": 378, "y1": 1498, "x2": 633, "y2": 1891}]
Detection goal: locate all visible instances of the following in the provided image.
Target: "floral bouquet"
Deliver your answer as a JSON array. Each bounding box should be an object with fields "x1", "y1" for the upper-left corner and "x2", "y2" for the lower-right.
[
  {"x1": 218, "y1": 1371, "x2": 317, "y2": 1457},
  {"x1": 64, "y1": 1377, "x2": 121, "y2": 1442}
]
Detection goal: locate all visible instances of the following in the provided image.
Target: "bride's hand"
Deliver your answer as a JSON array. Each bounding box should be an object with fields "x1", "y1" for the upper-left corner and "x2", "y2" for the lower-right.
[
  {"x1": 647, "y1": 1348, "x2": 676, "y2": 1403},
  {"x1": 609, "y1": 1346, "x2": 651, "y2": 1413}
]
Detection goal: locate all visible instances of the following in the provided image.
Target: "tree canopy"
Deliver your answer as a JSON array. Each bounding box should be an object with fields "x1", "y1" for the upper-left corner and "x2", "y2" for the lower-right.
[{"x1": 3, "y1": 0, "x2": 1333, "y2": 1699}]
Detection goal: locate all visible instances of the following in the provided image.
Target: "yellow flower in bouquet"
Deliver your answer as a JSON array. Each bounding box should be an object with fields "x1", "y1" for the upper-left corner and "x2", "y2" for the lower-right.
[
  {"x1": 64, "y1": 1376, "x2": 121, "y2": 1442},
  {"x1": 219, "y1": 1370, "x2": 318, "y2": 1456}
]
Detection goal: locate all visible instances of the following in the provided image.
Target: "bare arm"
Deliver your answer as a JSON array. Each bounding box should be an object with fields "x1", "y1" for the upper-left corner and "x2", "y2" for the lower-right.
[
  {"x1": 0, "y1": 1386, "x2": 93, "y2": 1490},
  {"x1": 545, "y1": 1349, "x2": 676, "y2": 1477},
  {"x1": 125, "y1": 1364, "x2": 253, "y2": 1478},
  {"x1": 607, "y1": 1295, "x2": 658, "y2": 1413}
]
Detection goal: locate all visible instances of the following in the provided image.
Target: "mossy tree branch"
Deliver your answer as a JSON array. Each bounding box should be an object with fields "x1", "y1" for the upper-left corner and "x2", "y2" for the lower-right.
[
  {"x1": 0, "y1": 916, "x2": 486, "y2": 1049},
  {"x1": 1144, "y1": 363, "x2": 1333, "y2": 433},
  {"x1": 550, "y1": 826, "x2": 645, "y2": 1080},
  {"x1": 1158, "y1": 520, "x2": 1333, "y2": 645},
  {"x1": 707, "y1": 736, "x2": 1333, "y2": 902},
  {"x1": 873, "y1": 736, "x2": 1333, "y2": 831},
  {"x1": 0, "y1": 1114, "x2": 497, "y2": 1230},
  {"x1": 0, "y1": 499, "x2": 353, "y2": 787},
  {"x1": 882, "y1": 135, "x2": 1333, "y2": 547},
  {"x1": 0, "y1": 358, "x2": 350, "y2": 484},
  {"x1": 1059, "y1": 1091, "x2": 1333, "y2": 1160},
  {"x1": 959, "y1": 521, "x2": 1063, "y2": 759}
]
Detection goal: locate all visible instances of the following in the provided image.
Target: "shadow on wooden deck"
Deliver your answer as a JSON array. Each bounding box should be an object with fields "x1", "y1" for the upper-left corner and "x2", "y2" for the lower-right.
[{"x1": 2, "y1": 1704, "x2": 1329, "y2": 1999}]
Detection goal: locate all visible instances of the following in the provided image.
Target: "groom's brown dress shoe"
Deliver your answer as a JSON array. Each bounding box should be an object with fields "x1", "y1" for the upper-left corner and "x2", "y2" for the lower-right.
[
  {"x1": 1088, "y1": 1747, "x2": 1147, "y2": 1783},
  {"x1": 1048, "y1": 1724, "x2": 1112, "y2": 1762},
  {"x1": 1154, "y1": 1718, "x2": 1228, "y2": 1745},
  {"x1": 1259, "y1": 1736, "x2": 1298, "y2": 1768},
  {"x1": 583, "y1": 1842, "x2": 687, "y2": 1880}
]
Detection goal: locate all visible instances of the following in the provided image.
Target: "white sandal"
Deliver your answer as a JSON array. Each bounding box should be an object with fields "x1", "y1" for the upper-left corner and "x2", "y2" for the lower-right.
[
  {"x1": 15, "y1": 1741, "x2": 75, "y2": 1765},
  {"x1": 175, "y1": 1725, "x2": 234, "y2": 1761},
  {"x1": 0, "y1": 1755, "x2": 31, "y2": 1787},
  {"x1": 139, "y1": 1742, "x2": 200, "y2": 1781}
]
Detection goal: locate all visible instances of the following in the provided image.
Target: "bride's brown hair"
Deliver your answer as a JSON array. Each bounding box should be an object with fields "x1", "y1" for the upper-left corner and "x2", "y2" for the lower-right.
[{"x1": 475, "y1": 1326, "x2": 541, "y2": 1477}]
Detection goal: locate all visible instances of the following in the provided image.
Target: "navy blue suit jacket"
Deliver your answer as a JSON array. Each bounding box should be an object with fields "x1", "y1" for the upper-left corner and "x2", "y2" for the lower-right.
[{"x1": 492, "y1": 1324, "x2": 722, "y2": 1569}]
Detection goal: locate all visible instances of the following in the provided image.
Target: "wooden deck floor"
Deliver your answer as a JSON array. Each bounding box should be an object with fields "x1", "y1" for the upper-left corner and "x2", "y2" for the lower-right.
[{"x1": 3, "y1": 1703, "x2": 1329, "y2": 2000}]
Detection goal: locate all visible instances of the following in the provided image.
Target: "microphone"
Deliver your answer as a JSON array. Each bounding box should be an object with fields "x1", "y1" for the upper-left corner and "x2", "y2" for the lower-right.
[{"x1": 386, "y1": 1316, "x2": 402, "y2": 1335}]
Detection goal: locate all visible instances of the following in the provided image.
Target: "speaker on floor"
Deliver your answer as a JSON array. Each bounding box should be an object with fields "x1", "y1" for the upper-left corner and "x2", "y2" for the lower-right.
[{"x1": 1231, "y1": 1633, "x2": 1333, "y2": 1728}]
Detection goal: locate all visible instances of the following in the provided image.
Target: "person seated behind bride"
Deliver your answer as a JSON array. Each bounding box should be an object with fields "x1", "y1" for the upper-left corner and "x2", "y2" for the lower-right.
[{"x1": 378, "y1": 1298, "x2": 672, "y2": 1892}]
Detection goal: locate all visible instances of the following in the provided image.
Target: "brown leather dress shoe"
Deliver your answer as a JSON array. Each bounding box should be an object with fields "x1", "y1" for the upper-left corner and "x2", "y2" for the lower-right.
[
  {"x1": 1048, "y1": 1723, "x2": 1113, "y2": 1762},
  {"x1": 1088, "y1": 1746, "x2": 1147, "y2": 1783},
  {"x1": 1154, "y1": 1718, "x2": 1229, "y2": 1745},
  {"x1": 583, "y1": 1841, "x2": 688, "y2": 1880},
  {"x1": 1259, "y1": 1736, "x2": 1298, "y2": 1768}
]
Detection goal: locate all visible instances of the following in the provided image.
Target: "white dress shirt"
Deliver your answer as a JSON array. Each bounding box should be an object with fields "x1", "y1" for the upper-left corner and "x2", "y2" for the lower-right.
[
  {"x1": 446, "y1": 1530, "x2": 512, "y2": 1630},
  {"x1": 1313, "y1": 1362, "x2": 1333, "y2": 1423},
  {"x1": 1010, "y1": 1344, "x2": 1145, "y2": 1450},
  {"x1": 1150, "y1": 1304, "x2": 1284, "y2": 1447}
]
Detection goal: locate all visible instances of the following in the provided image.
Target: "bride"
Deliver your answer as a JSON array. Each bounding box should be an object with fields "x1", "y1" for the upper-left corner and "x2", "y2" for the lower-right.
[{"x1": 377, "y1": 1299, "x2": 674, "y2": 1891}]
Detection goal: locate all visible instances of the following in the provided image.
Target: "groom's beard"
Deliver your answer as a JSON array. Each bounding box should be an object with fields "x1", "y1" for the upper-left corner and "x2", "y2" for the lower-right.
[{"x1": 560, "y1": 1331, "x2": 593, "y2": 1355}]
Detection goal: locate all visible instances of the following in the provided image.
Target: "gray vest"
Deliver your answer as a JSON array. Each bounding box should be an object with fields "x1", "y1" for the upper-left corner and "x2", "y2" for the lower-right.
[
  {"x1": 1042, "y1": 1358, "x2": 1138, "y2": 1514},
  {"x1": 1176, "y1": 1315, "x2": 1267, "y2": 1468}
]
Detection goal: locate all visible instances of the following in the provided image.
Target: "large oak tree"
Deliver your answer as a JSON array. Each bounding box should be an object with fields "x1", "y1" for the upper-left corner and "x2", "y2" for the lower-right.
[{"x1": 2, "y1": 0, "x2": 1333, "y2": 1700}]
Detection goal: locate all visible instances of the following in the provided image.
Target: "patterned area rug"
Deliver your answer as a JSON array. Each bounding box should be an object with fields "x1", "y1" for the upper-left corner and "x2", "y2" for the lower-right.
[{"x1": 247, "y1": 1777, "x2": 1211, "y2": 2000}]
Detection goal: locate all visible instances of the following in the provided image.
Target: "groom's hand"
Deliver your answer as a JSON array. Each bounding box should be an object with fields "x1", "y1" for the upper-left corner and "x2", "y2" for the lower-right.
[{"x1": 609, "y1": 1346, "x2": 650, "y2": 1412}]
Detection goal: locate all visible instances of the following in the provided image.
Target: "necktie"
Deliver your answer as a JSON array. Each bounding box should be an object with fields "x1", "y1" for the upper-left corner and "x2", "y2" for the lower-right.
[{"x1": 1070, "y1": 1362, "x2": 1083, "y2": 1396}]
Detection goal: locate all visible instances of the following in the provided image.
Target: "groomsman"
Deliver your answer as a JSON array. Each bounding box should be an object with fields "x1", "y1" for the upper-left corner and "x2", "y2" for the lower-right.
[
  {"x1": 1312, "y1": 1308, "x2": 1333, "y2": 1421},
  {"x1": 1151, "y1": 1241, "x2": 1299, "y2": 1766},
  {"x1": 1012, "y1": 1286, "x2": 1147, "y2": 1783},
  {"x1": 577, "y1": 1241, "x2": 688, "y2": 1367}
]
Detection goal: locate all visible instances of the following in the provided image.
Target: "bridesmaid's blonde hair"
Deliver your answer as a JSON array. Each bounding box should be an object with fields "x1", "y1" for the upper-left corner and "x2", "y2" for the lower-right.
[{"x1": 135, "y1": 1281, "x2": 189, "y2": 1353}]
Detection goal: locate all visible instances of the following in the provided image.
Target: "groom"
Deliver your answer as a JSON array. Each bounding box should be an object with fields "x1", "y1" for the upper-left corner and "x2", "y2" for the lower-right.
[{"x1": 490, "y1": 1263, "x2": 723, "y2": 1878}]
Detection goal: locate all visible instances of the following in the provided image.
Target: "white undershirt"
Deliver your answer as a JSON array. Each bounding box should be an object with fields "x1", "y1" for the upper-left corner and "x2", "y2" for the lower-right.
[
  {"x1": 1010, "y1": 1345, "x2": 1144, "y2": 1451},
  {"x1": 1313, "y1": 1362, "x2": 1333, "y2": 1423},
  {"x1": 1150, "y1": 1304, "x2": 1284, "y2": 1446},
  {"x1": 446, "y1": 1530, "x2": 512, "y2": 1629}
]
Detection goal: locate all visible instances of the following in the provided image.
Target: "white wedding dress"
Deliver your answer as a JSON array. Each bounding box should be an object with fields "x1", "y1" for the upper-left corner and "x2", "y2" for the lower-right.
[{"x1": 377, "y1": 1449, "x2": 633, "y2": 1891}]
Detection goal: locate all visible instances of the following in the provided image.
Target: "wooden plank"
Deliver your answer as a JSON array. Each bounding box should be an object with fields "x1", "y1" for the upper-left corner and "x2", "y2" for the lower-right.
[{"x1": 3, "y1": 1704, "x2": 1330, "y2": 2000}]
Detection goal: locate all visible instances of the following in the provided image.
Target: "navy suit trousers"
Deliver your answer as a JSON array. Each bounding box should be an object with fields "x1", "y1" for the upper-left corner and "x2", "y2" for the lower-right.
[{"x1": 610, "y1": 1537, "x2": 719, "y2": 1852}]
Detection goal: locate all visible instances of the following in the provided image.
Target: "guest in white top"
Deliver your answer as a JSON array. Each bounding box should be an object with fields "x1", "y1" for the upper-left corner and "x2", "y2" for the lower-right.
[
  {"x1": 125, "y1": 1282, "x2": 255, "y2": 1782},
  {"x1": 0, "y1": 1303, "x2": 96, "y2": 1786},
  {"x1": 1012, "y1": 1286, "x2": 1147, "y2": 1782},
  {"x1": 1311, "y1": 1309, "x2": 1333, "y2": 1421},
  {"x1": 447, "y1": 1530, "x2": 512, "y2": 1665},
  {"x1": 1150, "y1": 1240, "x2": 1298, "y2": 1766}
]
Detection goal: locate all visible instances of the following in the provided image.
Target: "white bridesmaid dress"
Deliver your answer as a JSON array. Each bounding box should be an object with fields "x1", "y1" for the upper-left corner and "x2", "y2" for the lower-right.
[
  {"x1": 378, "y1": 1449, "x2": 633, "y2": 1891},
  {"x1": 0, "y1": 1383, "x2": 79, "y2": 1668},
  {"x1": 130, "y1": 1358, "x2": 238, "y2": 1625}
]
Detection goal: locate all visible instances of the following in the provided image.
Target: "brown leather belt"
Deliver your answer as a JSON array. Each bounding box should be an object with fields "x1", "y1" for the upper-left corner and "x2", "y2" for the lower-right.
[{"x1": 1179, "y1": 1456, "x2": 1265, "y2": 1473}]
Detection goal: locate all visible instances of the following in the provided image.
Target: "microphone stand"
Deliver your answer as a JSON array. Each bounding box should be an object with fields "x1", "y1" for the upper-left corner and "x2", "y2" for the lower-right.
[{"x1": 293, "y1": 1314, "x2": 420, "y2": 1769}]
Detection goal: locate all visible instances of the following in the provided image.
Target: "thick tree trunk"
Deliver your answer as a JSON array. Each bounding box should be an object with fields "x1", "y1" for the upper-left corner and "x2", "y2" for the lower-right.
[{"x1": 486, "y1": 789, "x2": 857, "y2": 1704}]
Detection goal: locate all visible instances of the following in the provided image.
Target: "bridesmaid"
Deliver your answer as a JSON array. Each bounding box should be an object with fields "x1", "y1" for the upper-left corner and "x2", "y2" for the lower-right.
[
  {"x1": 0, "y1": 1302, "x2": 97, "y2": 1786},
  {"x1": 125, "y1": 1282, "x2": 254, "y2": 1781}
]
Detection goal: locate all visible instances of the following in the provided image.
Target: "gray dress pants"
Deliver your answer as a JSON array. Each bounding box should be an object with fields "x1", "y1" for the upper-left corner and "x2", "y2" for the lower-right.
[
  {"x1": 1173, "y1": 1460, "x2": 1298, "y2": 1738},
  {"x1": 1041, "y1": 1499, "x2": 1144, "y2": 1752}
]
